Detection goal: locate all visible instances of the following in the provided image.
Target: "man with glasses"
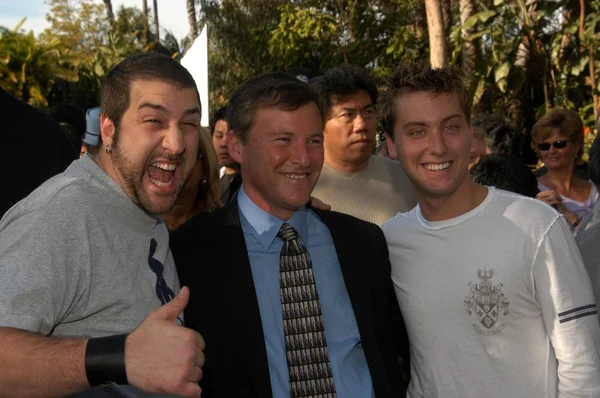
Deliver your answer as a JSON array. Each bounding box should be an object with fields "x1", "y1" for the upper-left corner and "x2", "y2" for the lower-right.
[{"x1": 309, "y1": 65, "x2": 417, "y2": 226}]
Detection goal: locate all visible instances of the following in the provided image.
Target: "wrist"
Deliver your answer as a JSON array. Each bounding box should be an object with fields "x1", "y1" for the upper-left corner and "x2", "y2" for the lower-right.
[{"x1": 85, "y1": 334, "x2": 128, "y2": 387}]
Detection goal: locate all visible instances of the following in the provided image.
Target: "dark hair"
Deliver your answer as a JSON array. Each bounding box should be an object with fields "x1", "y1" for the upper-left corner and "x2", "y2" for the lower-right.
[
  {"x1": 309, "y1": 65, "x2": 377, "y2": 116},
  {"x1": 48, "y1": 103, "x2": 86, "y2": 139},
  {"x1": 58, "y1": 122, "x2": 83, "y2": 157},
  {"x1": 210, "y1": 106, "x2": 228, "y2": 136},
  {"x1": 588, "y1": 133, "x2": 600, "y2": 186},
  {"x1": 227, "y1": 72, "x2": 325, "y2": 144},
  {"x1": 379, "y1": 61, "x2": 470, "y2": 142},
  {"x1": 472, "y1": 113, "x2": 523, "y2": 160},
  {"x1": 470, "y1": 154, "x2": 539, "y2": 198},
  {"x1": 100, "y1": 53, "x2": 200, "y2": 130},
  {"x1": 530, "y1": 108, "x2": 584, "y2": 162}
]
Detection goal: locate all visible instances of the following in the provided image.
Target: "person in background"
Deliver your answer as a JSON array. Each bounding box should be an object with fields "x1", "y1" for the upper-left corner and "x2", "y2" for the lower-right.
[
  {"x1": 162, "y1": 127, "x2": 222, "y2": 231},
  {"x1": 48, "y1": 103, "x2": 86, "y2": 158},
  {"x1": 0, "y1": 88, "x2": 77, "y2": 218},
  {"x1": 376, "y1": 139, "x2": 394, "y2": 159},
  {"x1": 472, "y1": 113, "x2": 523, "y2": 159},
  {"x1": 81, "y1": 106, "x2": 102, "y2": 157},
  {"x1": 310, "y1": 65, "x2": 417, "y2": 226},
  {"x1": 532, "y1": 109, "x2": 598, "y2": 231},
  {"x1": 211, "y1": 105, "x2": 241, "y2": 204},
  {"x1": 576, "y1": 132, "x2": 600, "y2": 320},
  {"x1": 470, "y1": 153, "x2": 539, "y2": 198}
]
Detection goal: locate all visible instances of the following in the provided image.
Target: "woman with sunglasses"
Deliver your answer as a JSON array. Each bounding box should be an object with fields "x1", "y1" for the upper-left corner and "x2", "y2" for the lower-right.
[{"x1": 531, "y1": 109, "x2": 598, "y2": 232}]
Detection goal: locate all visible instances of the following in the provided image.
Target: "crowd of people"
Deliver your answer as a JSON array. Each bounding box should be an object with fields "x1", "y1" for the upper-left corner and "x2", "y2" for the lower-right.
[{"x1": 0, "y1": 51, "x2": 599, "y2": 398}]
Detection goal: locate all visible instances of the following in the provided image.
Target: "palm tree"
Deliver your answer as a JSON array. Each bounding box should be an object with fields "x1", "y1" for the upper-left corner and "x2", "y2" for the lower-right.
[
  {"x1": 187, "y1": 0, "x2": 198, "y2": 39},
  {"x1": 102, "y1": 0, "x2": 115, "y2": 30},
  {"x1": 142, "y1": 0, "x2": 149, "y2": 43},
  {"x1": 0, "y1": 20, "x2": 77, "y2": 107},
  {"x1": 153, "y1": 0, "x2": 159, "y2": 41}
]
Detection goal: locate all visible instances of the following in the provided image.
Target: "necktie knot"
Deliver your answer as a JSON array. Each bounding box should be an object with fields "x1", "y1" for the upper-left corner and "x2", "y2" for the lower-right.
[{"x1": 278, "y1": 223, "x2": 298, "y2": 242}]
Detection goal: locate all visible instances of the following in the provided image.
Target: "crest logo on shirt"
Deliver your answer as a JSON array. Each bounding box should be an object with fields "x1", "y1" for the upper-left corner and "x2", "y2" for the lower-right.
[{"x1": 464, "y1": 268, "x2": 510, "y2": 336}]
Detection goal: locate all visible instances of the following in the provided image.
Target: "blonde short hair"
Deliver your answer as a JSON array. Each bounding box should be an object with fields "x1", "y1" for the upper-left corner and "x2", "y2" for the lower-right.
[
  {"x1": 531, "y1": 109, "x2": 584, "y2": 161},
  {"x1": 197, "y1": 127, "x2": 223, "y2": 210}
]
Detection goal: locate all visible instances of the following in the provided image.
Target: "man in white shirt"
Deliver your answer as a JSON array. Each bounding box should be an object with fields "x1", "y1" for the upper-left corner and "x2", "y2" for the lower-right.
[{"x1": 380, "y1": 62, "x2": 600, "y2": 398}]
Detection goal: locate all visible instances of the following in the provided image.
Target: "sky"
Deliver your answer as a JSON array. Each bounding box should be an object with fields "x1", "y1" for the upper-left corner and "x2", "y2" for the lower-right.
[{"x1": 0, "y1": 0, "x2": 190, "y2": 42}]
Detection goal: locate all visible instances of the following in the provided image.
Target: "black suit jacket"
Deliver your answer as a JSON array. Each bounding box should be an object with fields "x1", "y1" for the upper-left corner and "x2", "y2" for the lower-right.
[{"x1": 171, "y1": 200, "x2": 408, "y2": 398}]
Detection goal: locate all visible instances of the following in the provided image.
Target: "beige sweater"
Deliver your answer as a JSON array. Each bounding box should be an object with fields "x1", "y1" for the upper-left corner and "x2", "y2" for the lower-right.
[{"x1": 312, "y1": 156, "x2": 417, "y2": 226}]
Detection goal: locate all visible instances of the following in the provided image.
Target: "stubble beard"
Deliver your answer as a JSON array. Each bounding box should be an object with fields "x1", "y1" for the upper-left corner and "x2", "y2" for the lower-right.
[{"x1": 111, "y1": 130, "x2": 189, "y2": 215}]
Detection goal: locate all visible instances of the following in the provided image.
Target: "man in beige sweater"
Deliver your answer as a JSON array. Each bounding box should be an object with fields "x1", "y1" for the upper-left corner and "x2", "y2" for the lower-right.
[{"x1": 310, "y1": 65, "x2": 417, "y2": 226}]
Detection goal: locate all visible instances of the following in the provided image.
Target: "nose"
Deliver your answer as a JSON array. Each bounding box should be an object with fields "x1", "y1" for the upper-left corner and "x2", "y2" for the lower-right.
[
  {"x1": 428, "y1": 129, "x2": 448, "y2": 155},
  {"x1": 162, "y1": 124, "x2": 186, "y2": 155},
  {"x1": 353, "y1": 113, "x2": 367, "y2": 132},
  {"x1": 219, "y1": 136, "x2": 228, "y2": 149},
  {"x1": 291, "y1": 141, "x2": 311, "y2": 168}
]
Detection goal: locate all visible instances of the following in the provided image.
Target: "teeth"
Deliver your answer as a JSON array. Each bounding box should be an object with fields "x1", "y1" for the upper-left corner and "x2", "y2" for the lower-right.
[
  {"x1": 424, "y1": 162, "x2": 451, "y2": 171},
  {"x1": 152, "y1": 162, "x2": 176, "y2": 171},
  {"x1": 284, "y1": 174, "x2": 307, "y2": 179}
]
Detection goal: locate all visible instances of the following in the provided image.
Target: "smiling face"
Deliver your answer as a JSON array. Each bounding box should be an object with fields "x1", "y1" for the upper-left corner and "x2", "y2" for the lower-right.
[
  {"x1": 229, "y1": 102, "x2": 324, "y2": 220},
  {"x1": 97, "y1": 79, "x2": 201, "y2": 215},
  {"x1": 324, "y1": 90, "x2": 376, "y2": 170},
  {"x1": 387, "y1": 91, "x2": 473, "y2": 202},
  {"x1": 538, "y1": 129, "x2": 578, "y2": 171}
]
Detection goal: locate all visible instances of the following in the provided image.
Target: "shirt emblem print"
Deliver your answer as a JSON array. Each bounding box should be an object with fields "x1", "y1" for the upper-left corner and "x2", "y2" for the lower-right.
[{"x1": 464, "y1": 268, "x2": 510, "y2": 336}]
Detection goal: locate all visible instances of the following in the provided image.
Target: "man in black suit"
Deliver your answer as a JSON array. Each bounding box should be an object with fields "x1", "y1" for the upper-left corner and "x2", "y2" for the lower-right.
[{"x1": 171, "y1": 73, "x2": 407, "y2": 397}]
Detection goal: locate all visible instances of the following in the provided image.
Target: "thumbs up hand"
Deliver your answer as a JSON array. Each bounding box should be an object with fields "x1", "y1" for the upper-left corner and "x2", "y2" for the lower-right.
[{"x1": 125, "y1": 286, "x2": 205, "y2": 397}]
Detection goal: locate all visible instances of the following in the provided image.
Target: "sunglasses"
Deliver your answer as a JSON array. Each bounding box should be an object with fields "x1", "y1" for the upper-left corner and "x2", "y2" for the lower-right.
[{"x1": 538, "y1": 140, "x2": 569, "y2": 151}]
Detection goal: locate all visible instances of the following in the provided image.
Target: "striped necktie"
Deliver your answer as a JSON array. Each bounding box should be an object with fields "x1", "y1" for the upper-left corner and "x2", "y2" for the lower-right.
[{"x1": 278, "y1": 223, "x2": 336, "y2": 398}]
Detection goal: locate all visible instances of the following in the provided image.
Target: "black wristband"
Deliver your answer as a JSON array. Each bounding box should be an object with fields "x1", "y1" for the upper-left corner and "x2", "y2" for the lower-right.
[{"x1": 85, "y1": 334, "x2": 129, "y2": 387}]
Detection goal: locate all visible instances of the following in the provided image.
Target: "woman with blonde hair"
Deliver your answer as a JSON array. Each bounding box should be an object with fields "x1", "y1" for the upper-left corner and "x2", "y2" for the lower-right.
[
  {"x1": 532, "y1": 108, "x2": 598, "y2": 231},
  {"x1": 162, "y1": 127, "x2": 222, "y2": 231}
]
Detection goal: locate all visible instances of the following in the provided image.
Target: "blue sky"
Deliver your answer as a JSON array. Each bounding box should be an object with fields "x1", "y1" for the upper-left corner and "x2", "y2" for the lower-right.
[{"x1": 0, "y1": 0, "x2": 189, "y2": 41}]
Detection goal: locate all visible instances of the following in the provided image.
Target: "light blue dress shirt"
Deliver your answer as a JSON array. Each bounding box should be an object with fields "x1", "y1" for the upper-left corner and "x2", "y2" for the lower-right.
[{"x1": 237, "y1": 186, "x2": 373, "y2": 398}]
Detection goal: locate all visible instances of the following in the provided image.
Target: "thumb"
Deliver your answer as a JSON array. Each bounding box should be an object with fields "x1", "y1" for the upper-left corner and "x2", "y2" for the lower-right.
[{"x1": 153, "y1": 286, "x2": 190, "y2": 322}]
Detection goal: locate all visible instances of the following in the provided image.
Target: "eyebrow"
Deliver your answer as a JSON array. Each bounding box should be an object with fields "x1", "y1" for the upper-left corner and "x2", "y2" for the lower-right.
[
  {"x1": 138, "y1": 102, "x2": 201, "y2": 118},
  {"x1": 401, "y1": 114, "x2": 462, "y2": 130}
]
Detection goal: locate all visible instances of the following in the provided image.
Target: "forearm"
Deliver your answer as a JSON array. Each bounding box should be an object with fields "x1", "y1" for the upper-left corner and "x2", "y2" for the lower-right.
[{"x1": 0, "y1": 327, "x2": 89, "y2": 397}]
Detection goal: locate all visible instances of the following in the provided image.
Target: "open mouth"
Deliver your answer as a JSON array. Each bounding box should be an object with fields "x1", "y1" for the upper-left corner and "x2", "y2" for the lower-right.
[
  {"x1": 147, "y1": 162, "x2": 177, "y2": 187},
  {"x1": 423, "y1": 161, "x2": 452, "y2": 171}
]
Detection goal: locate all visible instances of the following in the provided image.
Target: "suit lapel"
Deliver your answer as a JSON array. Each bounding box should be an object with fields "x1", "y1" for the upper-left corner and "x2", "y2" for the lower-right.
[{"x1": 218, "y1": 200, "x2": 273, "y2": 397}]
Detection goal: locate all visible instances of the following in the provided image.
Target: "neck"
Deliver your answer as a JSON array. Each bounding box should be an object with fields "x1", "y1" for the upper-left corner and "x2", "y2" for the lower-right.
[
  {"x1": 418, "y1": 179, "x2": 488, "y2": 222},
  {"x1": 161, "y1": 185, "x2": 201, "y2": 230},
  {"x1": 324, "y1": 153, "x2": 370, "y2": 174},
  {"x1": 542, "y1": 167, "x2": 575, "y2": 193}
]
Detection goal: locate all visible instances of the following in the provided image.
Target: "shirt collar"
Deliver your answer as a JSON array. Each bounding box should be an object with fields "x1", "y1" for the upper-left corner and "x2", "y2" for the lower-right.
[{"x1": 237, "y1": 185, "x2": 308, "y2": 250}]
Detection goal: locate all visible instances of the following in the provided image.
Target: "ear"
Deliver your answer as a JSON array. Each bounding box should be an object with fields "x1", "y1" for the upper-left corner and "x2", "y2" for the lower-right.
[
  {"x1": 100, "y1": 114, "x2": 116, "y2": 145},
  {"x1": 385, "y1": 133, "x2": 399, "y2": 159},
  {"x1": 227, "y1": 130, "x2": 243, "y2": 164}
]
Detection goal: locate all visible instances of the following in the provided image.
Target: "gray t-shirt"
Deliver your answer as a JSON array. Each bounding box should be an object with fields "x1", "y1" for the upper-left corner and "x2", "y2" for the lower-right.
[{"x1": 0, "y1": 155, "x2": 180, "y2": 396}]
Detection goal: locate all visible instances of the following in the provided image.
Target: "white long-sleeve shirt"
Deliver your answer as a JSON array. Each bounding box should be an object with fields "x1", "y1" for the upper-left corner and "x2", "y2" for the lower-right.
[{"x1": 383, "y1": 187, "x2": 600, "y2": 398}]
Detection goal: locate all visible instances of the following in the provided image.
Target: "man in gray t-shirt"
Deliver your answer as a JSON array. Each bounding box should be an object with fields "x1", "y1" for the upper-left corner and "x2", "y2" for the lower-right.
[{"x1": 0, "y1": 53, "x2": 205, "y2": 397}]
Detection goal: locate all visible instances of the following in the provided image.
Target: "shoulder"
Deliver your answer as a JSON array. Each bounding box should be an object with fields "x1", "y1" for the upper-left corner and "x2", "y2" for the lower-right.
[
  {"x1": 491, "y1": 189, "x2": 559, "y2": 221},
  {"x1": 381, "y1": 207, "x2": 419, "y2": 232}
]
